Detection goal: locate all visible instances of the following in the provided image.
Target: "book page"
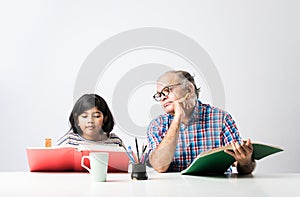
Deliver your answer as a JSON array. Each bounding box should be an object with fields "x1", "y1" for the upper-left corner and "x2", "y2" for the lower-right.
[
  {"x1": 77, "y1": 143, "x2": 125, "y2": 152},
  {"x1": 198, "y1": 144, "x2": 233, "y2": 158}
]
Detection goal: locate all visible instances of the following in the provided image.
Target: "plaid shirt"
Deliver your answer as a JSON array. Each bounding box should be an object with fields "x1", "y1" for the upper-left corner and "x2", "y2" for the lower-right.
[{"x1": 147, "y1": 100, "x2": 242, "y2": 172}]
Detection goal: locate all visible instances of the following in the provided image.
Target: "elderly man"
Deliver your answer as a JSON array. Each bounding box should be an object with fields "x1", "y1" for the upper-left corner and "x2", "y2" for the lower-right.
[{"x1": 147, "y1": 70, "x2": 255, "y2": 174}]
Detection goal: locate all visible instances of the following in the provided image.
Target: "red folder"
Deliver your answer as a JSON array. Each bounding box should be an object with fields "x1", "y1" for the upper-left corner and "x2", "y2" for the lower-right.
[{"x1": 26, "y1": 146, "x2": 129, "y2": 172}]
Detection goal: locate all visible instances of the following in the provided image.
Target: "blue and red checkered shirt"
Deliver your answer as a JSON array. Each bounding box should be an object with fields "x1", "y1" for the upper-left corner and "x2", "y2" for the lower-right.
[{"x1": 147, "y1": 100, "x2": 243, "y2": 172}]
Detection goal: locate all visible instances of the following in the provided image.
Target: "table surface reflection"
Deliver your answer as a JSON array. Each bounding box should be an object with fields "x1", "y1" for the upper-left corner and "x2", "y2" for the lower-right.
[{"x1": 0, "y1": 171, "x2": 299, "y2": 196}]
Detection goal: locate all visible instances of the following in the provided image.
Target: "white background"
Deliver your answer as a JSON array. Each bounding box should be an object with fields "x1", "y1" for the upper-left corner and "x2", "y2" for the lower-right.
[{"x1": 0, "y1": 0, "x2": 299, "y2": 173}]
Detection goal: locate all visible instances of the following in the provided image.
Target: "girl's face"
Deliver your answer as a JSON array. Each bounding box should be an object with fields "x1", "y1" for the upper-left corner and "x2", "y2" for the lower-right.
[{"x1": 77, "y1": 106, "x2": 106, "y2": 140}]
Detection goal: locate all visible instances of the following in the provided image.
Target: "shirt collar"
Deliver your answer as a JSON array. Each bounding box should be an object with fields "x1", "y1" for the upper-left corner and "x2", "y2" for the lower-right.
[{"x1": 187, "y1": 99, "x2": 201, "y2": 124}]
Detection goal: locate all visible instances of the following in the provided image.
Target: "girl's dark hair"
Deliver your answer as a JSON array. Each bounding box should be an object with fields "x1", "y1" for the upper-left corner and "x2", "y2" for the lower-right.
[{"x1": 69, "y1": 94, "x2": 114, "y2": 135}]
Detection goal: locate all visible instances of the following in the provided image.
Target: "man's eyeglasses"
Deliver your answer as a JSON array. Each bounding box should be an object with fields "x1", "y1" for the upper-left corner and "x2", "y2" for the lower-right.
[{"x1": 153, "y1": 83, "x2": 181, "y2": 102}]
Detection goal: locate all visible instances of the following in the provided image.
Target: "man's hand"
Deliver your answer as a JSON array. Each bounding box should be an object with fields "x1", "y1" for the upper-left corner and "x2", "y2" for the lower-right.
[
  {"x1": 224, "y1": 139, "x2": 256, "y2": 174},
  {"x1": 173, "y1": 93, "x2": 190, "y2": 123}
]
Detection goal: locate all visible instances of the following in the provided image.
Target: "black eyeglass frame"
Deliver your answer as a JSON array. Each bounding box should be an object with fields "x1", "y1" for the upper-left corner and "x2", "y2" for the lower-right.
[{"x1": 152, "y1": 83, "x2": 182, "y2": 102}]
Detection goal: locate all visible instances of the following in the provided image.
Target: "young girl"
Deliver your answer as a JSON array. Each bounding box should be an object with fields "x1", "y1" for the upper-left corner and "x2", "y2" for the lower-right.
[{"x1": 57, "y1": 94, "x2": 123, "y2": 146}]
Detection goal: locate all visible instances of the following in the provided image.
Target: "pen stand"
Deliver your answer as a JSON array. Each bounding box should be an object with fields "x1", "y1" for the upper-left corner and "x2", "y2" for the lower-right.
[{"x1": 131, "y1": 163, "x2": 148, "y2": 180}]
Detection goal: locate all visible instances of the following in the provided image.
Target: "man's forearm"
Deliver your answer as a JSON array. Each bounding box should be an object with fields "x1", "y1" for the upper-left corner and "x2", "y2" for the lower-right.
[{"x1": 149, "y1": 117, "x2": 181, "y2": 172}]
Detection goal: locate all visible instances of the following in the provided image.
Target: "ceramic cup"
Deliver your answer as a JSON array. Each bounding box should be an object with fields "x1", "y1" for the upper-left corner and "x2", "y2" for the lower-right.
[{"x1": 81, "y1": 152, "x2": 109, "y2": 182}]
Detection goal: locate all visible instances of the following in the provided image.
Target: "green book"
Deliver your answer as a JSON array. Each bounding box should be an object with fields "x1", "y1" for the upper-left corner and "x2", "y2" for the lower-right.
[{"x1": 181, "y1": 142, "x2": 283, "y2": 175}]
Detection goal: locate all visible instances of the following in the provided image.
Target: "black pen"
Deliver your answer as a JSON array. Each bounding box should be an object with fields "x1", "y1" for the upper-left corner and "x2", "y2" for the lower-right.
[
  {"x1": 140, "y1": 145, "x2": 148, "y2": 164},
  {"x1": 135, "y1": 137, "x2": 140, "y2": 163},
  {"x1": 142, "y1": 145, "x2": 147, "y2": 155}
]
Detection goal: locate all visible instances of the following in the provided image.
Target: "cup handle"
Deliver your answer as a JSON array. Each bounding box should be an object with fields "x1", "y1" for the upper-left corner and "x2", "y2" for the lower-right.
[{"x1": 81, "y1": 156, "x2": 91, "y2": 172}]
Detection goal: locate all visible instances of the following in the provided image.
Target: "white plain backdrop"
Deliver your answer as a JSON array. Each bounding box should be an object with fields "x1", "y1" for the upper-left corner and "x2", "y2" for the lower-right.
[{"x1": 0, "y1": 0, "x2": 299, "y2": 173}]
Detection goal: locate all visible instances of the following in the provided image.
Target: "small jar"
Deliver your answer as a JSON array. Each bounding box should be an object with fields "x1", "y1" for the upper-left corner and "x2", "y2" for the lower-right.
[
  {"x1": 131, "y1": 163, "x2": 148, "y2": 180},
  {"x1": 45, "y1": 138, "x2": 52, "y2": 147}
]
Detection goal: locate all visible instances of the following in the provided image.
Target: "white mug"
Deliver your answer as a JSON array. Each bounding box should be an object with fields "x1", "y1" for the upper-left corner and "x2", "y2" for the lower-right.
[{"x1": 81, "y1": 152, "x2": 109, "y2": 182}]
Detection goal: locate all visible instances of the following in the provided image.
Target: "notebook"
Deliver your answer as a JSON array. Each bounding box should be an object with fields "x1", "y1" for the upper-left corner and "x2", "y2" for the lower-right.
[
  {"x1": 26, "y1": 144, "x2": 129, "y2": 172},
  {"x1": 181, "y1": 142, "x2": 283, "y2": 175}
]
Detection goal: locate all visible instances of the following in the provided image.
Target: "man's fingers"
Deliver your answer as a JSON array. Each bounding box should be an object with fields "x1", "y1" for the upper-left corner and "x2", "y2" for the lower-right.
[
  {"x1": 232, "y1": 141, "x2": 248, "y2": 156},
  {"x1": 224, "y1": 149, "x2": 235, "y2": 157},
  {"x1": 178, "y1": 93, "x2": 189, "y2": 103}
]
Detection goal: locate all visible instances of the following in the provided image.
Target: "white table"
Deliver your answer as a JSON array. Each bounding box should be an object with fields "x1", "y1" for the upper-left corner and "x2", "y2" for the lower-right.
[{"x1": 0, "y1": 172, "x2": 299, "y2": 196}]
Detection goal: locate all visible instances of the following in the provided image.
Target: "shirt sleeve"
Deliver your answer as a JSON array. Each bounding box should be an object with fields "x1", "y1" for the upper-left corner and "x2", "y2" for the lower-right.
[
  {"x1": 56, "y1": 130, "x2": 83, "y2": 146},
  {"x1": 221, "y1": 112, "x2": 243, "y2": 145},
  {"x1": 146, "y1": 116, "x2": 164, "y2": 154}
]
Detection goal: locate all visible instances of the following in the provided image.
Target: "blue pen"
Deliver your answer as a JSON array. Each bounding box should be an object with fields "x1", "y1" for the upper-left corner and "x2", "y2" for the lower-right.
[
  {"x1": 120, "y1": 144, "x2": 135, "y2": 164},
  {"x1": 127, "y1": 146, "x2": 136, "y2": 164},
  {"x1": 125, "y1": 150, "x2": 135, "y2": 164}
]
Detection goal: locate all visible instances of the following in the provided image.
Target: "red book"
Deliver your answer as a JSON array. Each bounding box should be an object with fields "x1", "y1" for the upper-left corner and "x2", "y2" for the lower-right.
[{"x1": 26, "y1": 145, "x2": 129, "y2": 172}]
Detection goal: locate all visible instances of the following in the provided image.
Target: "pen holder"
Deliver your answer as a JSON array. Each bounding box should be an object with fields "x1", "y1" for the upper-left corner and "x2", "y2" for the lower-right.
[{"x1": 131, "y1": 163, "x2": 148, "y2": 180}]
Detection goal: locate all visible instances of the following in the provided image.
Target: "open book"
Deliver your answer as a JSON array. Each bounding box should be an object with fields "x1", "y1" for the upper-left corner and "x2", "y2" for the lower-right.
[
  {"x1": 181, "y1": 142, "x2": 283, "y2": 175},
  {"x1": 26, "y1": 144, "x2": 129, "y2": 172}
]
